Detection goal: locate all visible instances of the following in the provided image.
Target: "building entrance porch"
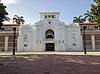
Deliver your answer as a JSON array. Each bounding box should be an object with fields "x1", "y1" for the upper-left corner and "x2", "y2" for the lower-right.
[{"x1": 45, "y1": 43, "x2": 55, "y2": 51}]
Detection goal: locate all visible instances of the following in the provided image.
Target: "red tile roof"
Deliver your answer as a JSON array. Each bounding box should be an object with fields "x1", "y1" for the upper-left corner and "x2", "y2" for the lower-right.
[
  {"x1": 2, "y1": 24, "x2": 20, "y2": 26},
  {"x1": 79, "y1": 22, "x2": 96, "y2": 25}
]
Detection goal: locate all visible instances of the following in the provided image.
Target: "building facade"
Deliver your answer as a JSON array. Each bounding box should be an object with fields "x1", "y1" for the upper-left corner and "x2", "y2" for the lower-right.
[
  {"x1": 0, "y1": 12, "x2": 100, "y2": 52},
  {"x1": 18, "y1": 12, "x2": 82, "y2": 52},
  {"x1": 80, "y1": 22, "x2": 100, "y2": 51},
  {"x1": 0, "y1": 24, "x2": 19, "y2": 51}
]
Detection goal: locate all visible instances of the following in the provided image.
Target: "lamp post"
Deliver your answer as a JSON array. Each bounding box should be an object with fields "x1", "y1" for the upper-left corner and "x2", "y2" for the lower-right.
[
  {"x1": 13, "y1": 27, "x2": 16, "y2": 55},
  {"x1": 83, "y1": 26, "x2": 86, "y2": 54}
]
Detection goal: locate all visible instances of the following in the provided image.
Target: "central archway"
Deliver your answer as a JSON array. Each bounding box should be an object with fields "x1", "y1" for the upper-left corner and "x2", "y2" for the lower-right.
[
  {"x1": 45, "y1": 29, "x2": 55, "y2": 51},
  {"x1": 45, "y1": 29, "x2": 54, "y2": 39}
]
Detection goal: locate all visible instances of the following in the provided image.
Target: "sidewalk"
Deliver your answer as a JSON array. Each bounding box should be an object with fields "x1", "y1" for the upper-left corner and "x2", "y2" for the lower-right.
[{"x1": 0, "y1": 51, "x2": 100, "y2": 56}]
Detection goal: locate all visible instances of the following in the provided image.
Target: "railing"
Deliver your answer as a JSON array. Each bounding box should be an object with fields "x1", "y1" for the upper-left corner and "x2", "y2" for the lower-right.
[{"x1": 43, "y1": 38, "x2": 55, "y2": 41}]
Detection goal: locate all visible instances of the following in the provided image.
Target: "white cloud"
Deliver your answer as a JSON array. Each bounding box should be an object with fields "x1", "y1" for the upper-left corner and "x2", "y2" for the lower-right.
[{"x1": 1, "y1": 0, "x2": 18, "y2": 5}]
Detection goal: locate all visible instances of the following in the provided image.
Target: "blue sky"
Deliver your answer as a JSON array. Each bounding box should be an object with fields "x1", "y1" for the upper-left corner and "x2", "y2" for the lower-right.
[{"x1": 2, "y1": 0, "x2": 94, "y2": 24}]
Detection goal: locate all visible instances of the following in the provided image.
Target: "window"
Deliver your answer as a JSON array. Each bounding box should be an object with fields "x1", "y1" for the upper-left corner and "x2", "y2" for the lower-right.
[
  {"x1": 83, "y1": 26, "x2": 87, "y2": 30},
  {"x1": 45, "y1": 29, "x2": 54, "y2": 39},
  {"x1": 94, "y1": 26, "x2": 98, "y2": 29},
  {"x1": 48, "y1": 15, "x2": 51, "y2": 18},
  {"x1": 5, "y1": 27, "x2": 12, "y2": 31},
  {"x1": 52, "y1": 15, "x2": 54, "y2": 18},
  {"x1": 45, "y1": 15, "x2": 47, "y2": 18},
  {"x1": 62, "y1": 40, "x2": 64, "y2": 43},
  {"x1": 48, "y1": 21, "x2": 51, "y2": 24},
  {"x1": 24, "y1": 34, "x2": 27, "y2": 39},
  {"x1": 40, "y1": 41, "x2": 41, "y2": 44},
  {"x1": 24, "y1": 44, "x2": 27, "y2": 47},
  {"x1": 73, "y1": 43, "x2": 76, "y2": 46},
  {"x1": 72, "y1": 37, "x2": 75, "y2": 40},
  {"x1": 24, "y1": 34, "x2": 28, "y2": 42},
  {"x1": 1, "y1": 28, "x2": 5, "y2": 30},
  {"x1": 36, "y1": 41, "x2": 37, "y2": 44},
  {"x1": 25, "y1": 34, "x2": 27, "y2": 37},
  {"x1": 59, "y1": 40, "x2": 60, "y2": 43}
]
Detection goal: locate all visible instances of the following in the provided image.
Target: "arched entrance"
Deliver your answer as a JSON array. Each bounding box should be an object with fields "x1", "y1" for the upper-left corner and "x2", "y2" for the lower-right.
[
  {"x1": 45, "y1": 29, "x2": 55, "y2": 51},
  {"x1": 45, "y1": 29, "x2": 54, "y2": 39}
]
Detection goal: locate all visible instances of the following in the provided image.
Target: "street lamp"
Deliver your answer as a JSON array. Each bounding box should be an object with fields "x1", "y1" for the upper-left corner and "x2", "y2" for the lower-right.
[
  {"x1": 83, "y1": 26, "x2": 87, "y2": 54},
  {"x1": 13, "y1": 27, "x2": 16, "y2": 55}
]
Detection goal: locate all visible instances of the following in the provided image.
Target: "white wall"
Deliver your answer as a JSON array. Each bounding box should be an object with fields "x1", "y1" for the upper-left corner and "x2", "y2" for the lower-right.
[
  {"x1": 18, "y1": 12, "x2": 83, "y2": 52},
  {"x1": 66, "y1": 24, "x2": 83, "y2": 51},
  {"x1": 18, "y1": 25, "x2": 35, "y2": 52}
]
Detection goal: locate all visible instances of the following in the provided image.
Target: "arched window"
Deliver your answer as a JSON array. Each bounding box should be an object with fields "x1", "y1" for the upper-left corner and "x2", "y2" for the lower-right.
[
  {"x1": 45, "y1": 15, "x2": 47, "y2": 18},
  {"x1": 45, "y1": 29, "x2": 54, "y2": 39},
  {"x1": 48, "y1": 15, "x2": 51, "y2": 18},
  {"x1": 52, "y1": 15, "x2": 54, "y2": 18}
]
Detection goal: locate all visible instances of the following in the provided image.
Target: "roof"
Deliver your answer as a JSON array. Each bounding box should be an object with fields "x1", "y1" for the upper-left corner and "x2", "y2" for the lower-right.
[
  {"x1": 1, "y1": 24, "x2": 20, "y2": 26},
  {"x1": 79, "y1": 22, "x2": 96, "y2": 25},
  {"x1": 20, "y1": 24, "x2": 32, "y2": 28},
  {"x1": 39, "y1": 12, "x2": 60, "y2": 14}
]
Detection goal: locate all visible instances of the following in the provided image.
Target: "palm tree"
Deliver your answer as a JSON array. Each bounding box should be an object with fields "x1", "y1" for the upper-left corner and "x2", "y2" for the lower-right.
[
  {"x1": 84, "y1": 11, "x2": 95, "y2": 22},
  {"x1": 12, "y1": 15, "x2": 25, "y2": 24},
  {"x1": 91, "y1": 0, "x2": 100, "y2": 26},
  {"x1": 0, "y1": 3, "x2": 10, "y2": 28},
  {"x1": 73, "y1": 15, "x2": 85, "y2": 23},
  {"x1": 94, "y1": 0, "x2": 100, "y2": 3}
]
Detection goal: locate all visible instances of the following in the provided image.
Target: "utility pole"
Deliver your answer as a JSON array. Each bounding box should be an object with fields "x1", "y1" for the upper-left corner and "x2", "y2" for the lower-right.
[
  {"x1": 83, "y1": 26, "x2": 87, "y2": 54},
  {"x1": 13, "y1": 27, "x2": 16, "y2": 55}
]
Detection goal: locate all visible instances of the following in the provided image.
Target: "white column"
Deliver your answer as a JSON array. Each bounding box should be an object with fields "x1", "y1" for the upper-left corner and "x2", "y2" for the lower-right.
[
  {"x1": 91, "y1": 35, "x2": 95, "y2": 50},
  {"x1": 38, "y1": 29, "x2": 39, "y2": 50},
  {"x1": 17, "y1": 36, "x2": 19, "y2": 51},
  {"x1": 5, "y1": 36, "x2": 8, "y2": 51},
  {"x1": 60, "y1": 29, "x2": 62, "y2": 51},
  {"x1": 81, "y1": 36, "x2": 83, "y2": 50}
]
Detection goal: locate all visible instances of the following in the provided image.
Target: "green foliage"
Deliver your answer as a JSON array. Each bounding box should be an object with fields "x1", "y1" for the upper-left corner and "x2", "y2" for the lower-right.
[
  {"x1": 94, "y1": 0, "x2": 100, "y2": 3},
  {"x1": 91, "y1": 0, "x2": 100, "y2": 26},
  {"x1": 0, "y1": 3, "x2": 10, "y2": 27},
  {"x1": 73, "y1": 0, "x2": 100, "y2": 26},
  {"x1": 73, "y1": 15, "x2": 85, "y2": 23},
  {"x1": 12, "y1": 15, "x2": 25, "y2": 24},
  {"x1": 84, "y1": 11, "x2": 95, "y2": 22}
]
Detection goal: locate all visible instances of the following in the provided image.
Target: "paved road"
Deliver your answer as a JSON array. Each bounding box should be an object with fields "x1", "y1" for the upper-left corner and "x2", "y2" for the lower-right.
[{"x1": 0, "y1": 52, "x2": 100, "y2": 74}]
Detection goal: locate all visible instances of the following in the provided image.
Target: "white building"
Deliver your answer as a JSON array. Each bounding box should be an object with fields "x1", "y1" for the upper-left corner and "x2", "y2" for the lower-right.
[{"x1": 18, "y1": 12, "x2": 83, "y2": 52}]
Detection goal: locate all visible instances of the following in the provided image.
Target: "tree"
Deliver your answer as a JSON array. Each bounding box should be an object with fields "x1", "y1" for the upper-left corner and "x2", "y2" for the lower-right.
[
  {"x1": 84, "y1": 11, "x2": 95, "y2": 22},
  {"x1": 91, "y1": 0, "x2": 100, "y2": 26},
  {"x1": 94, "y1": 0, "x2": 100, "y2": 3},
  {"x1": 73, "y1": 15, "x2": 85, "y2": 23},
  {"x1": 0, "y1": 3, "x2": 10, "y2": 28},
  {"x1": 12, "y1": 15, "x2": 25, "y2": 24}
]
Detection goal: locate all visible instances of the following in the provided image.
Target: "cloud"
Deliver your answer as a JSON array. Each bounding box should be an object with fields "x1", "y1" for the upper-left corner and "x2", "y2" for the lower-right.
[{"x1": 1, "y1": 0, "x2": 18, "y2": 5}]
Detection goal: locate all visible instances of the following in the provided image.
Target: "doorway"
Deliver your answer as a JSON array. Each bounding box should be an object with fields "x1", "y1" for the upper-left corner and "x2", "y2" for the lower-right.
[{"x1": 45, "y1": 43, "x2": 55, "y2": 51}]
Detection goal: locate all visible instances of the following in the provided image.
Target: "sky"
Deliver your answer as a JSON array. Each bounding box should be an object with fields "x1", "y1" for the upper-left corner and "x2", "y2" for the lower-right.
[{"x1": 1, "y1": 0, "x2": 94, "y2": 24}]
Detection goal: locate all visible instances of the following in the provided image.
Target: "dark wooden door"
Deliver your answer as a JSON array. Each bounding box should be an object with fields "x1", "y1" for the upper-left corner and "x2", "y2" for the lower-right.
[{"x1": 45, "y1": 43, "x2": 55, "y2": 51}]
